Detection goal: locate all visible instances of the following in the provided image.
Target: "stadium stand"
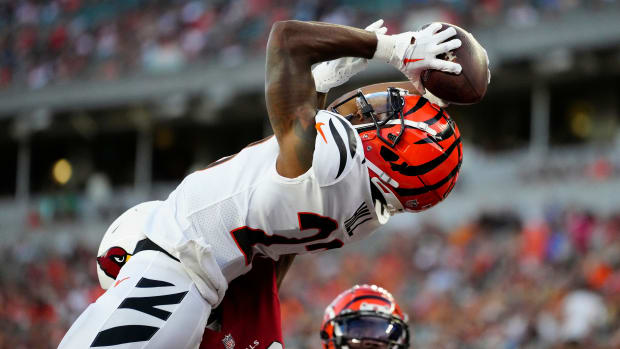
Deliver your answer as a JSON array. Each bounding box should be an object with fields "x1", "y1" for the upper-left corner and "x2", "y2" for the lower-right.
[
  {"x1": 1, "y1": 1, "x2": 619, "y2": 348},
  {"x1": 1, "y1": 0, "x2": 618, "y2": 89},
  {"x1": 1, "y1": 206, "x2": 619, "y2": 348}
]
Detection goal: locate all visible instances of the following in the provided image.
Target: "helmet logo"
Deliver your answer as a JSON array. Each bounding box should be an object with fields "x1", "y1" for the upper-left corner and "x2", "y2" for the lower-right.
[
  {"x1": 97, "y1": 246, "x2": 131, "y2": 279},
  {"x1": 359, "y1": 302, "x2": 390, "y2": 314}
]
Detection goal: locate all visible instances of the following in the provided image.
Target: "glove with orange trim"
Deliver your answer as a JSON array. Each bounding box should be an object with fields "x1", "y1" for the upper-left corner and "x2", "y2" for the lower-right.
[
  {"x1": 373, "y1": 22, "x2": 462, "y2": 95},
  {"x1": 312, "y1": 19, "x2": 388, "y2": 93}
]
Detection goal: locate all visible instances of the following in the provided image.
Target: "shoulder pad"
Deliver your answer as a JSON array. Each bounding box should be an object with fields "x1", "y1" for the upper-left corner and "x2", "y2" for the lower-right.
[{"x1": 313, "y1": 110, "x2": 363, "y2": 186}]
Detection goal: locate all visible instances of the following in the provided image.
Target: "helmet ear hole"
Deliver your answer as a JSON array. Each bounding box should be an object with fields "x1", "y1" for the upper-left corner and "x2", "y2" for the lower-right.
[{"x1": 320, "y1": 330, "x2": 329, "y2": 340}]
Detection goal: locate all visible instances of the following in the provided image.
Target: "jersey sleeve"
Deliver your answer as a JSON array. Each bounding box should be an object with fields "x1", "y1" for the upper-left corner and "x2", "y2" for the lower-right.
[{"x1": 313, "y1": 110, "x2": 364, "y2": 187}]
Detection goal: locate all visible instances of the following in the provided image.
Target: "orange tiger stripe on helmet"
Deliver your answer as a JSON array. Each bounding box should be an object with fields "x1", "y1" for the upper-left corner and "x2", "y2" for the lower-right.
[{"x1": 359, "y1": 94, "x2": 463, "y2": 212}]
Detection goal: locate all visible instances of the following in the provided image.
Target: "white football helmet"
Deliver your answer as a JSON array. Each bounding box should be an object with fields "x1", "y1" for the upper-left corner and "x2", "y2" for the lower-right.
[{"x1": 96, "y1": 201, "x2": 161, "y2": 289}]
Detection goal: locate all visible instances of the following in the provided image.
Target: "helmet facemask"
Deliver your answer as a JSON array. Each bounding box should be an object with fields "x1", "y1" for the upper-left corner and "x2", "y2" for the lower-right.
[
  {"x1": 321, "y1": 310, "x2": 410, "y2": 349},
  {"x1": 331, "y1": 87, "x2": 407, "y2": 148}
]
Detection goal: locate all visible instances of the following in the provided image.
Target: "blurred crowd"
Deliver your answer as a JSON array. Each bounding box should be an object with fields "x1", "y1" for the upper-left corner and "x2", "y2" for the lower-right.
[
  {"x1": 279, "y1": 206, "x2": 620, "y2": 348},
  {"x1": 1, "y1": 205, "x2": 619, "y2": 348},
  {"x1": 1, "y1": 0, "x2": 617, "y2": 89},
  {"x1": 0, "y1": 241, "x2": 102, "y2": 348}
]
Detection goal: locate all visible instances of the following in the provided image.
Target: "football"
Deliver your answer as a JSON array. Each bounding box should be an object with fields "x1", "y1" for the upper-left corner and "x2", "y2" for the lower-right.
[{"x1": 421, "y1": 23, "x2": 489, "y2": 105}]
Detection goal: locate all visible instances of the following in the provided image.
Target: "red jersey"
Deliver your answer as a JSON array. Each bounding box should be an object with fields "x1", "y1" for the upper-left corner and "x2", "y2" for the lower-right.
[{"x1": 200, "y1": 257, "x2": 283, "y2": 349}]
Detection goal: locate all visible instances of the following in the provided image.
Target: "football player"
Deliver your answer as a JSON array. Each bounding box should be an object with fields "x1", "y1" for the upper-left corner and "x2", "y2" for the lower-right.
[
  {"x1": 321, "y1": 285, "x2": 410, "y2": 349},
  {"x1": 92, "y1": 201, "x2": 290, "y2": 349},
  {"x1": 59, "y1": 19, "x2": 463, "y2": 348}
]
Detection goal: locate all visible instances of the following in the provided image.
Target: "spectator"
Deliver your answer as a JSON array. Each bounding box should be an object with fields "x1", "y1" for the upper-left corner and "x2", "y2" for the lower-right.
[
  {"x1": 0, "y1": 206, "x2": 618, "y2": 348},
  {"x1": 0, "y1": 0, "x2": 616, "y2": 89}
]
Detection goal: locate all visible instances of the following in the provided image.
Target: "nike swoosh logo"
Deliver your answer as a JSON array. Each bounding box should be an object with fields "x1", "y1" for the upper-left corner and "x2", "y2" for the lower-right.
[
  {"x1": 114, "y1": 276, "x2": 130, "y2": 287},
  {"x1": 316, "y1": 122, "x2": 327, "y2": 143},
  {"x1": 403, "y1": 58, "x2": 424, "y2": 65}
]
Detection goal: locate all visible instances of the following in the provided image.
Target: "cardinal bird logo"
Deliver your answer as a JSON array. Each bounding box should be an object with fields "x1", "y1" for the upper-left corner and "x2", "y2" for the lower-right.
[{"x1": 97, "y1": 246, "x2": 132, "y2": 279}]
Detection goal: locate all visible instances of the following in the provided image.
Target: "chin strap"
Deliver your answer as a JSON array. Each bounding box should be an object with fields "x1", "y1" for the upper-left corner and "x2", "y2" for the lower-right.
[
  {"x1": 365, "y1": 159, "x2": 405, "y2": 221},
  {"x1": 370, "y1": 177, "x2": 405, "y2": 221},
  {"x1": 365, "y1": 159, "x2": 399, "y2": 188}
]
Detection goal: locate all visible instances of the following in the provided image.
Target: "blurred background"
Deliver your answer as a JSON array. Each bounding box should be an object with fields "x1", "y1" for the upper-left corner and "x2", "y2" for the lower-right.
[{"x1": 0, "y1": 0, "x2": 619, "y2": 348}]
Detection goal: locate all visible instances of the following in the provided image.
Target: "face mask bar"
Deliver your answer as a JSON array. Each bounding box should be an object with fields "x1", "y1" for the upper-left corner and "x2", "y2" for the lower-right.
[
  {"x1": 321, "y1": 310, "x2": 410, "y2": 349},
  {"x1": 330, "y1": 87, "x2": 406, "y2": 148}
]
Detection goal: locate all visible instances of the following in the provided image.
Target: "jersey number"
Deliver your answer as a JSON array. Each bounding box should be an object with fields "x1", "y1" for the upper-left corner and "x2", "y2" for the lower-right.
[{"x1": 230, "y1": 212, "x2": 343, "y2": 265}]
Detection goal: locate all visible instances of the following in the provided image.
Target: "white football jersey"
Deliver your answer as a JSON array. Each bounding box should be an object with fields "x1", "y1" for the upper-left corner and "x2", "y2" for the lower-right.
[{"x1": 145, "y1": 110, "x2": 382, "y2": 287}]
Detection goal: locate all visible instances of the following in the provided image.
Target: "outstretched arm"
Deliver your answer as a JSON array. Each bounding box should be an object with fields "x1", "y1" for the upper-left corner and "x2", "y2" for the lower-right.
[{"x1": 265, "y1": 21, "x2": 378, "y2": 178}]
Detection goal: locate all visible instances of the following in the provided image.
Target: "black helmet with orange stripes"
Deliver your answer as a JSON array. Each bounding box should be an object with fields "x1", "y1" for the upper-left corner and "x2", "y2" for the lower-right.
[{"x1": 329, "y1": 85, "x2": 462, "y2": 218}]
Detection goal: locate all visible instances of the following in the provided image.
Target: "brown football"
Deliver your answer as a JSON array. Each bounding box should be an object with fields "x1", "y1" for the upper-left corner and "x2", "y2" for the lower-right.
[{"x1": 421, "y1": 23, "x2": 489, "y2": 105}]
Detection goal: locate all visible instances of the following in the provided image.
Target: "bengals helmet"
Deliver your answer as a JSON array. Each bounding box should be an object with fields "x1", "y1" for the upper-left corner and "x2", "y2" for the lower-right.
[
  {"x1": 321, "y1": 284, "x2": 410, "y2": 349},
  {"x1": 330, "y1": 87, "x2": 462, "y2": 220},
  {"x1": 96, "y1": 201, "x2": 160, "y2": 289}
]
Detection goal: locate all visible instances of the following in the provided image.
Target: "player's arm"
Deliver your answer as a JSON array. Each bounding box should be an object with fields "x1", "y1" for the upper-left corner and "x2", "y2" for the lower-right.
[
  {"x1": 312, "y1": 20, "x2": 388, "y2": 110},
  {"x1": 265, "y1": 20, "x2": 378, "y2": 178}
]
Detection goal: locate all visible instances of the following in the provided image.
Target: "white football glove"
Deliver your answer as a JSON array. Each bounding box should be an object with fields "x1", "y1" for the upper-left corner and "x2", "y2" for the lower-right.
[
  {"x1": 373, "y1": 22, "x2": 462, "y2": 95},
  {"x1": 312, "y1": 19, "x2": 388, "y2": 93},
  {"x1": 423, "y1": 45, "x2": 490, "y2": 108}
]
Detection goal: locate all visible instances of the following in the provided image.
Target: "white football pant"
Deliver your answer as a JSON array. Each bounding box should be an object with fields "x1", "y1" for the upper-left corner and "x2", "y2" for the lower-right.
[{"x1": 58, "y1": 250, "x2": 211, "y2": 348}]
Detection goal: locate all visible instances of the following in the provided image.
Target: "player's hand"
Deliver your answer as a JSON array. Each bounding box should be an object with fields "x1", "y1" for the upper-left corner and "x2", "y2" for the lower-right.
[
  {"x1": 373, "y1": 22, "x2": 462, "y2": 95},
  {"x1": 312, "y1": 19, "x2": 387, "y2": 93}
]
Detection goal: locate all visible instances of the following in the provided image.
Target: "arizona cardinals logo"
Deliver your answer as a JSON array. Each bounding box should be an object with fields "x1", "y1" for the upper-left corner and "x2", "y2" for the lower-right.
[{"x1": 97, "y1": 246, "x2": 132, "y2": 279}]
